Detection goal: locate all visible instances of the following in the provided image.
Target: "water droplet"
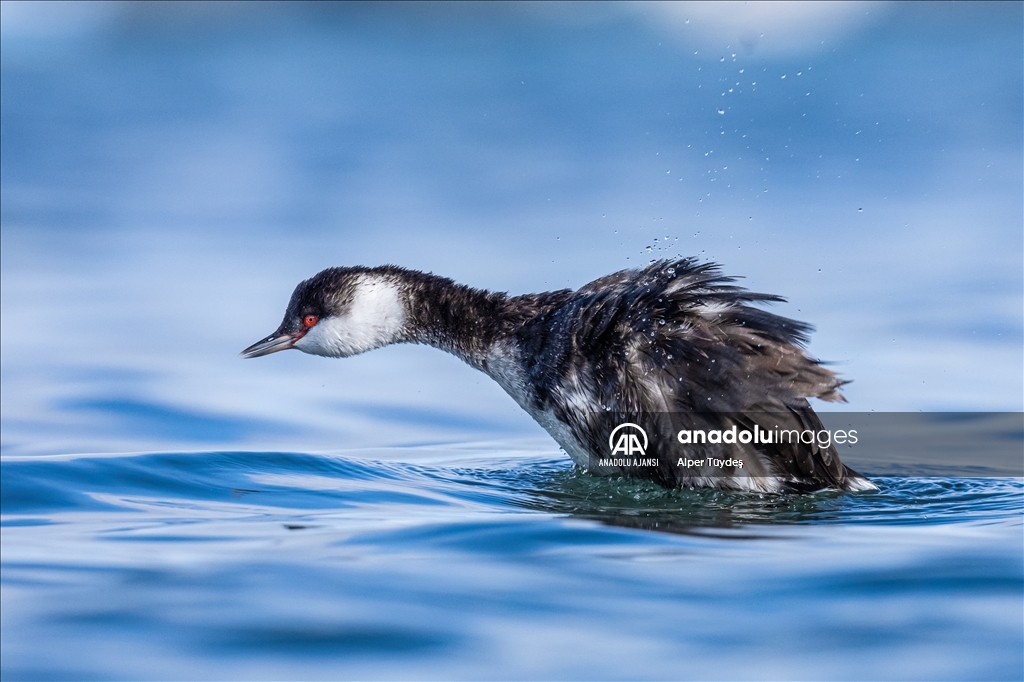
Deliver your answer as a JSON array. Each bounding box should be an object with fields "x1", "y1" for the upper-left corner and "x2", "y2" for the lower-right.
[
  {"x1": 717, "y1": 109, "x2": 725, "y2": 115},
  {"x1": 858, "y1": 208, "x2": 863, "y2": 212}
]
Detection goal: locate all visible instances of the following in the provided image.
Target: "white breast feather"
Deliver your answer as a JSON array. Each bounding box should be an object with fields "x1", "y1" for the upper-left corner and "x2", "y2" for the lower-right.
[{"x1": 485, "y1": 344, "x2": 594, "y2": 468}]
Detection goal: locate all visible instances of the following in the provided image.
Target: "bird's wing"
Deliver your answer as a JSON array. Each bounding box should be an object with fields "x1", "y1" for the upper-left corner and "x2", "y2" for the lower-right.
[
  {"x1": 579, "y1": 260, "x2": 852, "y2": 489},
  {"x1": 591, "y1": 259, "x2": 846, "y2": 414}
]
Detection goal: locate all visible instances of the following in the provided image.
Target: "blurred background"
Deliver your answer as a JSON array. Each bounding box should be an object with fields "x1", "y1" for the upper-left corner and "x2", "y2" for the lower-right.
[{"x1": 2, "y1": 1, "x2": 1021, "y2": 456}]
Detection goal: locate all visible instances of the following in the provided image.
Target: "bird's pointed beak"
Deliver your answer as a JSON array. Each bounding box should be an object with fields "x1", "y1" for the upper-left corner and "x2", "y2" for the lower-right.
[{"x1": 240, "y1": 332, "x2": 298, "y2": 358}]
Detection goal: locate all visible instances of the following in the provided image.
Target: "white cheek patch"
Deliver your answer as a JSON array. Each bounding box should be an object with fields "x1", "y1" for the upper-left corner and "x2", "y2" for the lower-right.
[{"x1": 295, "y1": 276, "x2": 406, "y2": 357}]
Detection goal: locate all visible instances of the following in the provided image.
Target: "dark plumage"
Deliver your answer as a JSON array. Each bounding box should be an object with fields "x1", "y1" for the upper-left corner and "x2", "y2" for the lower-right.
[{"x1": 242, "y1": 258, "x2": 874, "y2": 493}]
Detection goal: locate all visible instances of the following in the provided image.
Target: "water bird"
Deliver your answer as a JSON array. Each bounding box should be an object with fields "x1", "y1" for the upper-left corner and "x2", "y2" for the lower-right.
[{"x1": 242, "y1": 259, "x2": 874, "y2": 493}]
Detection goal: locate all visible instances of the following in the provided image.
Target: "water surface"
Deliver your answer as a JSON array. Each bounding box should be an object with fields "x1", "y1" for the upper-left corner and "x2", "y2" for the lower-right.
[{"x1": 3, "y1": 446, "x2": 1022, "y2": 680}]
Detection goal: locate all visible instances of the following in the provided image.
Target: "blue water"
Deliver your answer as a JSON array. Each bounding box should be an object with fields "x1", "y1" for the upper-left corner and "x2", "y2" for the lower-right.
[
  {"x1": 2, "y1": 3, "x2": 1023, "y2": 680},
  {"x1": 3, "y1": 448, "x2": 1022, "y2": 680}
]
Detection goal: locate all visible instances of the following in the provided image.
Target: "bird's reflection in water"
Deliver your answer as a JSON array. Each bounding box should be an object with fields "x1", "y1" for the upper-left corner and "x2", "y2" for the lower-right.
[{"x1": 508, "y1": 466, "x2": 861, "y2": 537}]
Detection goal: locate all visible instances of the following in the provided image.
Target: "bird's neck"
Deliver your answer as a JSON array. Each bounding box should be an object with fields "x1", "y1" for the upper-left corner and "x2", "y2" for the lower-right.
[{"x1": 395, "y1": 271, "x2": 519, "y2": 369}]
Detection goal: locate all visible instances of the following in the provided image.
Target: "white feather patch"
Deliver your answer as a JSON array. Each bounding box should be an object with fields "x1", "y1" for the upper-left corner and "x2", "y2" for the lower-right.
[
  {"x1": 693, "y1": 301, "x2": 734, "y2": 318},
  {"x1": 485, "y1": 343, "x2": 595, "y2": 468},
  {"x1": 295, "y1": 275, "x2": 406, "y2": 357}
]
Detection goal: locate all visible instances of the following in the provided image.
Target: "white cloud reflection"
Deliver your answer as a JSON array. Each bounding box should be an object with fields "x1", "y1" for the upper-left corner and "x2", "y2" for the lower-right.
[{"x1": 635, "y1": 1, "x2": 889, "y2": 57}]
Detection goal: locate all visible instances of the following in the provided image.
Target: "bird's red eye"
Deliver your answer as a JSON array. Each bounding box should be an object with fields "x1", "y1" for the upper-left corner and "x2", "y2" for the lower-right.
[{"x1": 303, "y1": 314, "x2": 318, "y2": 328}]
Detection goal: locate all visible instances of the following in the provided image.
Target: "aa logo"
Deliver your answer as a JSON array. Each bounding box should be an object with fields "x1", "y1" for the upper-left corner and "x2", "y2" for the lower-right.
[{"x1": 608, "y1": 423, "x2": 648, "y2": 456}]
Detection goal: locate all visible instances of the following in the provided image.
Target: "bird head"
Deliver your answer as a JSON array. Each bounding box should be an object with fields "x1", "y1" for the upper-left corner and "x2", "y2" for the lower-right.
[{"x1": 240, "y1": 267, "x2": 407, "y2": 359}]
